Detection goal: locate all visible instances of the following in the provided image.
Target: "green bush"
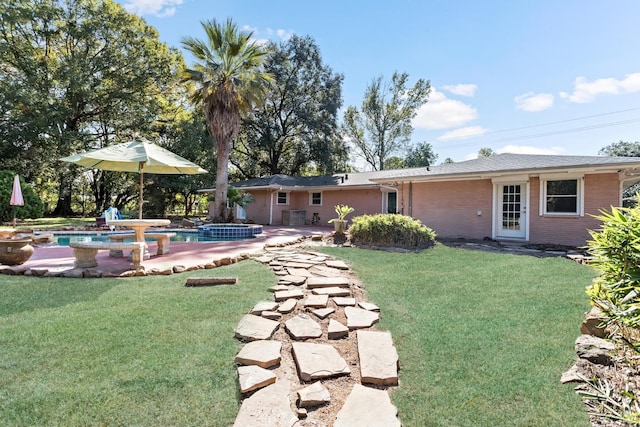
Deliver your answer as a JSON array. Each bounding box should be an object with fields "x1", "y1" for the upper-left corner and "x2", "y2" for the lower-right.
[
  {"x1": 586, "y1": 204, "x2": 640, "y2": 332},
  {"x1": 349, "y1": 213, "x2": 436, "y2": 249},
  {"x1": 0, "y1": 171, "x2": 45, "y2": 223}
]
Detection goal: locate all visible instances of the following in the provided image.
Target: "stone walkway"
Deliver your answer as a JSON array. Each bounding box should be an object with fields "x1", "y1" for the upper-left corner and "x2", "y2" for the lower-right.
[{"x1": 232, "y1": 245, "x2": 402, "y2": 426}]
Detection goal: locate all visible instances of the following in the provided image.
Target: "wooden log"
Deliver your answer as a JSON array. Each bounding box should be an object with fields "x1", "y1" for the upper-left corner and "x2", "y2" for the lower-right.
[{"x1": 185, "y1": 277, "x2": 238, "y2": 287}]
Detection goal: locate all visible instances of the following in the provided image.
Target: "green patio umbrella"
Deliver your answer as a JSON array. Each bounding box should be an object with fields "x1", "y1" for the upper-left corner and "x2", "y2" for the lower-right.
[{"x1": 61, "y1": 140, "x2": 208, "y2": 219}]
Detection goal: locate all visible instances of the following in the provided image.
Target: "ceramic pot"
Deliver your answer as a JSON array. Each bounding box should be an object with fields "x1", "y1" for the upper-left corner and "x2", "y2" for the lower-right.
[
  {"x1": 332, "y1": 220, "x2": 347, "y2": 234},
  {"x1": 0, "y1": 239, "x2": 35, "y2": 265}
]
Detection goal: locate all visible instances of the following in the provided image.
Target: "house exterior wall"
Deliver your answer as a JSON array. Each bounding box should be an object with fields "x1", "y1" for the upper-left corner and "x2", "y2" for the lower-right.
[
  {"x1": 528, "y1": 173, "x2": 620, "y2": 247},
  {"x1": 407, "y1": 180, "x2": 494, "y2": 240}
]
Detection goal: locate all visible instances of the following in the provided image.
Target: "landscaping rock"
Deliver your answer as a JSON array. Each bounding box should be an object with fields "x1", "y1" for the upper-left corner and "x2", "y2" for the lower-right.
[
  {"x1": 235, "y1": 314, "x2": 280, "y2": 341},
  {"x1": 358, "y1": 301, "x2": 380, "y2": 311},
  {"x1": 333, "y1": 297, "x2": 356, "y2": 306},
  {"x1": 311, "y1": 286, "x2": 351, "y2": 297},
  {"x1": 580, "y1": 306, "x2": 607, "y2": 338},
  {"x1": 307, "y1": 276, "x2": 350, "y2": 288},
  {"x1": 274, "y1": 289, "x2": 304, "y2": 301},
  {"x1": 235, "y1": 340, "x2": 282, "y2": 368},
  {"x1": 345, "y1": 306, "x2": 380, "y2": 329},
  {"x1": 328, "y1": 319, "x2": 349, "y2": 340},
  {"x1": 285, "y1": 314, "x2": 322, "y2": 340},
  {"x1": 575, "y1": 334, "x2": 615, "y2": 365},
  {"x1": 297, "y1": 381, "x2": 331, "y2": 408},
  {"x1": 277, "y1": 298, "x2": 297, "y2": 313},
  {"x1": 303, "y1": 294, "x2": 329, "y2": 308},
  {"x1": 233, "y1": 380, "x2": 298, "y2": 427},
  {"x1": 292, "y1": 342, "x2": 351, "y2": 381},
  {"x1": 311, "y1": 307, "x2": 335, "y2": 319},
  {"x1": 334, "y1": 384, "x2": 401, "y2": 427},
  {"x1": 278, "y1": 275, "x2": 307, "y2": 285},
  {"x1": 326, "y1": 259, "x2": 349, "y2": 270},
  {"x1": 357, "y1": 330, "x2": 399, "y2": 386},
  {"x1": 237, "y1": 365, "x2": 277, "y2": 393},
  {"x1": 261, "y1": 311, "x2": 282, "y2": 321},
  {"x1": 250, "y1": 301, "x2": 279, "y2": 315}
]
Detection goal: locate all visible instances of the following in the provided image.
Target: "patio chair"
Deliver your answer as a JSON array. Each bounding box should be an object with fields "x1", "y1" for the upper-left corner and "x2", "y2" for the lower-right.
[{"x1": 104, "y1": 207, "x2": 121, "y2": 231}]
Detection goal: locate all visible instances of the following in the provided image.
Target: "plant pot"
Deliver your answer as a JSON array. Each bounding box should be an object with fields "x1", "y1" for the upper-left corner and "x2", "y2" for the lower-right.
[
  {"x1": 332, "y1": 220, "x2": 347, "y2": 234},
  {"x1": 0, "y1": 239, "x2": 35, "y2": 265}
]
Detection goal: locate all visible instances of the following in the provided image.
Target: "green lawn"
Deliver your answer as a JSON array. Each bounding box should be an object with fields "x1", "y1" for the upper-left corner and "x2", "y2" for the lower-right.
[
  {"x1": 320, "y1": 244, "x2": 595, "y2": 427},
  {"x1": 0, "y1": 243, "x2": 595, "y2": 426}
]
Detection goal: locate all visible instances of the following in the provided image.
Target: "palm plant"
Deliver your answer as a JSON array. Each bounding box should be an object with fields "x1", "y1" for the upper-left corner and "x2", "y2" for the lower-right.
[{"x1": 181, "y1": 19, "x2": 271, "y2": 221}]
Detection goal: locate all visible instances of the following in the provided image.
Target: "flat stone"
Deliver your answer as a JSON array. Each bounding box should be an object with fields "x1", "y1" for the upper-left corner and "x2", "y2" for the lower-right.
[
  {"x1": 287, "y1": 267, "x2": 314, "y2": 277},
  {"x1": 274, "y1": 289, "x2": 304, "y2": 301},
  {"x1": 304, "y1": 294, "x2": 329, "y2": 308},
  {"x1": 312, "y1": 287, "x2": 351, "y2": 297},
  {"x1": 333, "y1": 297, "x2": 357, "y2": 306},
  {"x1": 269, "y1": 284, "x2": 291, "y2": 292},
  {"x1": 253, "y1": 255, "x2": 274, "y2": 263},
  {"x1": 250, "y1": 301, "x2": 280, "y2": 315},
  {"x1": 326, "y1": 259, "x2": 349, "y2": 270},
  {"x1": 233, "y1": 380, "x2": 298, "y2": 427},
  {"x1": 285, "y1": 314, "x2": 322, "y2": 339},
  {"x1": 357, "y1": 330, "x2": 399, "y2": 386},
  {"x1": 334, "y1": 384, "x2": 401, "y2": 427},
  {"x1": 358, "y1": 301, "x2": 380, "y2": 311},
  {"x1": 261, "y1": 311, "x2": 282, "y2": 321},
  {"x1": 560, "y1": 364, "x2": 582, "y2": 384},
  {"x1": 284, "y1": 261, "x2": 314, "y2": 269},
  {"x1": 235, "y1": 340, "x2": 282, "y2": 368},
  {"x1": 297, "y1": 381, "x2": 331, "y2": 408},
  {"x1": 237, "y1": 365, "x2": 277, "y2": 393},
  {"x1": 292, "y1": 342, "x2": 351, "y2": 381},
  {"x1": 575, "y1": 334, "x2": 615, "y2": 365},
  {"x1": 311, "y1": 307, "x2": 335, "y2": 319},
  {"x1": 278, "y1": 275, "x2": 307, "y2": 285},
  {"x1": 345, "y1": 306, "x2": 380, "y2": 330},
  {"x1": 328, "y1": 319, "x2": 349, "y2": 340},
  {"x1": 234, "y1": 314, "x2": 280, "y2": 341},
  {"x1": 277, "y1": 298, "x2": 298, "y2": 313},
  {"x1": 307, "y1": 276, "x2": 350, "y2": 288},
  {"x1": 310, "y1": 265, "x2": 345, "y2": 277}
]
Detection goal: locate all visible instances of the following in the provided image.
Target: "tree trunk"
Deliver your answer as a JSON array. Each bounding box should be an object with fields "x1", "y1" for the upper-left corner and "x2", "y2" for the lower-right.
[
  {"x1": 214, "y1": 139, "x2": 230, "y2": 221},
  {"x1": 52, "y1": 172, "x2": 74, "y2": 216}
]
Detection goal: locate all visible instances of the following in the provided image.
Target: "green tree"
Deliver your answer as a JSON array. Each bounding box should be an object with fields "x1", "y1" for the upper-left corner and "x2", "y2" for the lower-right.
[
  {"x1": 405, "y1": 141, "x2": 438, "y2": 168},
  {"x1": 600, "y1": 141, "x2": 640, "y2": 202},
  {"x1": 443, "y1": 157, "x2": 454, "y2": 164},
  {"x1": 181, "y1": 18, "x2": 271, "y2": 221},
  {"x1": 232, "y1": 35, "x2": 347, "y2": 178},
  {"x1": 383, "y1": 156, "x2": 406, "y2": 170},
  {"x1": 0, "y1": 0, "x2": 184, "y2": 216},
  {"x1": 478, "y1": 147, "x2": 495, "y2": 157},
  {"x1": 343, "y1": 71, "x2": 431, "y2": 171}
]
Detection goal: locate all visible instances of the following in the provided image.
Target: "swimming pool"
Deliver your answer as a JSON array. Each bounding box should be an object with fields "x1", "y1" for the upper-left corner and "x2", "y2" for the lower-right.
[{"x1": 42, "y1": 230, "x2": 257, "y2": 246}]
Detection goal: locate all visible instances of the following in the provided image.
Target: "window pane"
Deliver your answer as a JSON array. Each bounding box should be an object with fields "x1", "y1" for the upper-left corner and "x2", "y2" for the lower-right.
[
  {"x1": 277, "y1": 192, "x2": 287, "y2": 204},
  {"x1": 311, "y1": 192, "x2": 321, "y2": 205},
  {"x1": 547, "y1": 196, "x2": 577, "y2": 213},
  {"x1": 547, "y1": 180, "x2": 577, "y2": 196}
]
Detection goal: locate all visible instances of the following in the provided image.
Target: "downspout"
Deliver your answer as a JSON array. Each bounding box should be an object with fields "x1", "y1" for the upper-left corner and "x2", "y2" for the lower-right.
[
  {"x1": 269, "y1": 191, "x2": 274, "y2": 225},
  {"x1": 408, "y1": 182, "x2": 413, "y2": 216}
]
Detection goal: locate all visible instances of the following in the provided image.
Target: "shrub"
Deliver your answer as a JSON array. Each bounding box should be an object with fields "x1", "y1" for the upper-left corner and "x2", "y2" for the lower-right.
[
  {"x1": 349, "y1": 213, "x2": 436, "y2": 249},
  {"x1": 586, "y1": 204, "x2": 640, "y2": 333}
]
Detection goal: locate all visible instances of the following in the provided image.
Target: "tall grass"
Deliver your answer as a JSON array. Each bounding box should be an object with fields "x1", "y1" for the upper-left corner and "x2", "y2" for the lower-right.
[
  {"x1": 0, "y1": 261, "x2": 274, "y2": 426},
  {"x1": 320, "y1": 244, "x2": 595, "y2": 427}
]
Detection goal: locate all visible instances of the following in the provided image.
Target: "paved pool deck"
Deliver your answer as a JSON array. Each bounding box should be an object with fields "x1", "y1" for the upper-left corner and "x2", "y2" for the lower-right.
[{"x1": 20, "y1": 226, "x2": 330, "y2": 276}]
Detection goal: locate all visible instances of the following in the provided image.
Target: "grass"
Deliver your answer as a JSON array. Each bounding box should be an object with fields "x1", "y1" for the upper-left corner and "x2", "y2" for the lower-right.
[
  {"x1": 0, "y1": 262, "x2": 275, "y2": 427},
  {"x1": 319, "y1": 244, "x2": 596, "y2": 427},
  {"x1": 1, "y1": 217, "x2": 96, "y2": 230},
  {"x1": 1, "y1": 240, "x2": 596, "y2": 426}
]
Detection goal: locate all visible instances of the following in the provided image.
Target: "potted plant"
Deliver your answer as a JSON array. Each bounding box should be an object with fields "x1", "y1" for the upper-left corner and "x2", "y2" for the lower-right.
[{"x1": 328, "y1": 204, "x2": 354, "y2": 234}]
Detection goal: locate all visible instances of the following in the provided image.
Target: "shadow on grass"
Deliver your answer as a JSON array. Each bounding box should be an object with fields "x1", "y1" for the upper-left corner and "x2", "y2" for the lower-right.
[{"x1": 0, "y1": 276, "x2": 118, "y2": 316}]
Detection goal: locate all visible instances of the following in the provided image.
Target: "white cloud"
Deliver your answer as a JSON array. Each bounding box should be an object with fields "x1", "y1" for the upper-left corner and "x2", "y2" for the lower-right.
[
  {"x1": 122, "y1": 0, "x2": 183, "y2": 17},
  {"x1": 514, "y1": 92, "x2": 554, "y2": 112},
  {"x1": 412, "y1": 88, "x2": 478, "y2": 130},
  {"x1": 559, "y1": 72, "x2": 640, "y2": 103},
  {"x1": 496, "y1": 145, "x2": 565, "y2": 155},
  {"x1": 436, "y1": 126, "x2": 488, "y2": 141},
  {"x1": 442, "y1": 83, "x2": 477, "y2": 97},
  {"x1": 266, "y1": 28, "x2": 294, "y2": 41}
]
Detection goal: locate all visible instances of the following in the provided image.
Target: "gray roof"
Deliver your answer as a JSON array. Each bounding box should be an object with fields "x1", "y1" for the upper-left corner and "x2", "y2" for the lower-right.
[{"x1": 229, "y1": 154, "x2": 640, "y2": 190}]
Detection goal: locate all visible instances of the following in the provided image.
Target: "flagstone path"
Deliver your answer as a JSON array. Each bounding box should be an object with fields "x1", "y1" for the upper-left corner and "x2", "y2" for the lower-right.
[{"x1": 232, "y1": 245, "x2": 401, "y2": 426}]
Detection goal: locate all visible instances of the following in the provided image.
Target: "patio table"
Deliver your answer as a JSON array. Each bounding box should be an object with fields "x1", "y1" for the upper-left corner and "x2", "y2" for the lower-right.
[{"x1": 108, "y1": 219, "x2": 171, "y2": 259}]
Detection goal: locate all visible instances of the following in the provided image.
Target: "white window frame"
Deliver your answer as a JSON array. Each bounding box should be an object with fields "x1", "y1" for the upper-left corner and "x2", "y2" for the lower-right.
[
  {"x1": 309, "y1": 191, "x2": 322, "y2": 206},
  {"x1": 276, "y1": 191, "x2": 289, "y2": 206},
  {"x1": 539, "y1": 174, "x2": 584, "y2": 217}
]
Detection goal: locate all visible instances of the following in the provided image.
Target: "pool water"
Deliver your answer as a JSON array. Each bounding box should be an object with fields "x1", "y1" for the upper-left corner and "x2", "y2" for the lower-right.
[{"x1": 46, "y1": 231, "x2": 251, "y2": 246}]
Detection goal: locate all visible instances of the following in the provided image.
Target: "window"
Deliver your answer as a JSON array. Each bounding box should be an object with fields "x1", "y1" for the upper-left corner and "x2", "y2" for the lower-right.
[
  {"x1": 277, "y1": 191, "x2": 288, "y2": 205},
  {"x1": 310, "y1": 192, "x2": 322, "y2": 206},
  {"x1": 543, "y1": 178, "x2": 582, "y2": 215}
]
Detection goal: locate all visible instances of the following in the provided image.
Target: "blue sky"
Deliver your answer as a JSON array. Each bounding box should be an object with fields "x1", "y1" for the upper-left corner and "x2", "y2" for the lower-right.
[{"x1": 116, "y1": 0, "x2": 640, "y2": 168}]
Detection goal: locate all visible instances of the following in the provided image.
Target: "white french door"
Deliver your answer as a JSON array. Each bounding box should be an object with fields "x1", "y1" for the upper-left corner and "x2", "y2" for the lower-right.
[{"x1": 496, "y1": 182, "x2": 527, "y2": 240}]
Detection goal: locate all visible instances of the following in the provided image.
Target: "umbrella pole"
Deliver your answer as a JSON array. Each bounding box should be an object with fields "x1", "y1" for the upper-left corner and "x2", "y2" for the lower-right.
[{"x1": 139, "y1": 171, "x2": 143, "y2": 219}]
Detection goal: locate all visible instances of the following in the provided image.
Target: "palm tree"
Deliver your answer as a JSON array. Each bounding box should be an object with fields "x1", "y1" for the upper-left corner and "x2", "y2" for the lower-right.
[{"x1": 181, "y1": 19, "x2": 271, "y2": 221}]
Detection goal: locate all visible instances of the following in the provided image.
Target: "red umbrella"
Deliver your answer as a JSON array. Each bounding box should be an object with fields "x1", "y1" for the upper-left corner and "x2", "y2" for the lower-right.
[{"x1": 10, "y1": 175, "x2": 24, "y2": 227}]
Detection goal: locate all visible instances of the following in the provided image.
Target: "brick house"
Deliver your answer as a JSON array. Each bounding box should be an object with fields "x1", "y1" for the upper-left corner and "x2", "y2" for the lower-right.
[{"x1": 211, "y1": 154, "x2": 640, "y2": 247}]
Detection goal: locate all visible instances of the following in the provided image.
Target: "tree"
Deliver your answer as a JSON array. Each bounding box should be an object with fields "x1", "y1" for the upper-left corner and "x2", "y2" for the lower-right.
[
  {"x1": 478, "y1": 147, "x2": 495, "y2": 157},
  {"x1": 443, "y1": 157, "x2": 454, "y2": 164},
  {"x1": 600, "y1": 141, "x2": 640, "y2": 203},
  {"x1": 383, "y1": 156, "x2": 406, "y2": 170},
  {"x1": 0, "y1": 0, "x2": 184, "y2": 216},
  {"x1": 343, "y1": 71, "x2": 431, "y2": 171},
  {"x1": 405, "y1": 142, "x2": 438, "y2": 168},
  {"x1": 181, "y1": 19, "x2": 271, "y2": 221},
  {"x1": 232, "y1": 35, "x2": 347, "y2": 178}
]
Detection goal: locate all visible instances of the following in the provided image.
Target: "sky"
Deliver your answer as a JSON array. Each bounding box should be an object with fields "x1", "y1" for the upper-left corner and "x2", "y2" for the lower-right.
[{"x1": 115, "y1": 0, "x2": 640, "y2": 168}]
